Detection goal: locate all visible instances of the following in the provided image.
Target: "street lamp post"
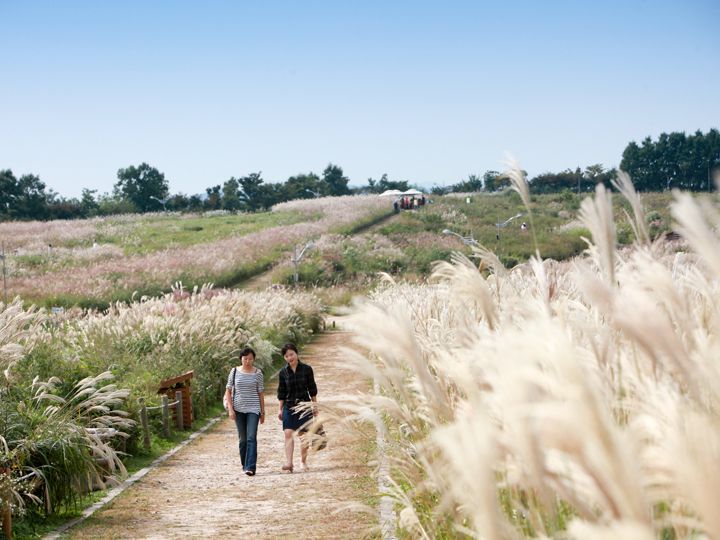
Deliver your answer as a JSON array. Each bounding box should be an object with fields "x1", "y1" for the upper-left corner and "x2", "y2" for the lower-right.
[
  {"x1": 291, "y1": 241, "x2": 315, "y2": 285},
  {"x1": 442, "y1": 229, "x2": 478, "y2": 247},
  {"x1": 149, "y1": 196, "x2": 168, "y2": 211},
  {"x1": 495, "y1": 212, "x2": 523, "y2": 261}
]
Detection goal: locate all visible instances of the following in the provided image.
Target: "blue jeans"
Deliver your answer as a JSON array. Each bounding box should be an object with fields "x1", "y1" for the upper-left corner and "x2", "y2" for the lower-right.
[{"x1": 233, "y1": 411, "x2": 259, "y2": 472}]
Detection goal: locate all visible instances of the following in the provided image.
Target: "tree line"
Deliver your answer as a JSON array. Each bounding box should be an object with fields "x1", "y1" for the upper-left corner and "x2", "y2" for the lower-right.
[
  {"x1": 1, "y1": 129, "x2": 718, "y2": 221},
  {"x1": 436, "y1": 129, "x2": 719, "y2": 195},
  {"x1": 0, "y1": 163, "x2": 356, "y2": 221}
]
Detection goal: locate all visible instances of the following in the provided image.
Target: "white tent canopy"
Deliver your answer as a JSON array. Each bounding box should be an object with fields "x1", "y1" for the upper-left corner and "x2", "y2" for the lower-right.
[
  {"x1": 401, "y1": 188, "x2": 424, "y2": 195},
  {"x1": 378, "y1": 189, "x2": 403, "y2": 197}
]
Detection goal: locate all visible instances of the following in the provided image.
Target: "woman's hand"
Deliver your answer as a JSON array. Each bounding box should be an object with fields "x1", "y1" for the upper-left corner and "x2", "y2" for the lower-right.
[
  {"x1": 228, "y1": 410, "x2": 236, "y2": 420},
  {"x1": 260, "y1": 412, "x2": 265, "y2": 424},
  {"x1": 278, "y1": 410, "x2": 283, "y2": 421}
]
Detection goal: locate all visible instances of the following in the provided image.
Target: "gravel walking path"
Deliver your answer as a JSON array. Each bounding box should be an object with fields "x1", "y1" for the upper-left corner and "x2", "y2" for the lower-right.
[{"x1": 65, "y1": 323, "x2": 375, "y2": 539}]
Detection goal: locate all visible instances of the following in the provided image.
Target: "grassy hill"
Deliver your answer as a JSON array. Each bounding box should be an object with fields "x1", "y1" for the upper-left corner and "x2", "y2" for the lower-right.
[{"x1": 0, "y1": 190, "x2": 678, "y2": 307}]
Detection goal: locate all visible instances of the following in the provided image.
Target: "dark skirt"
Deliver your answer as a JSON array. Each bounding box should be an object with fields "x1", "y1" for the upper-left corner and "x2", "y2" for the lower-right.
[{"x1": 282, "y1": 403, "x2": 312, "y2": 432}]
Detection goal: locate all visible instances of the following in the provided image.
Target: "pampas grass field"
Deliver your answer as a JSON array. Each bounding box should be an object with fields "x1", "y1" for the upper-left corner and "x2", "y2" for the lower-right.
[
  {"x1": 345, "y1": 168, "x2": 720, "y2": 538},
  {"x1": 2, "y1": 195, "x2": 390, "y2": 306},
  {"x1": 1, "y1": 178, "x2": 718, "y2": 538},
  {"x1": 0, "y1": 284, "x2": 323, "y2": 526}
]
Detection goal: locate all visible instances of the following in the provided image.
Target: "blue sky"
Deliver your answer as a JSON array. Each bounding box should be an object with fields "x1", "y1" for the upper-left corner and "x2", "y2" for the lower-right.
[{"x1": 1, "y1": 1, "x2": 718, "y2": 197}]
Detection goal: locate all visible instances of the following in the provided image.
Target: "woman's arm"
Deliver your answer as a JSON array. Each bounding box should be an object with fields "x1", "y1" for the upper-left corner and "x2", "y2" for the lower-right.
[{"x1": 224, "y1": 388, "x2": 235, "y2": 419}]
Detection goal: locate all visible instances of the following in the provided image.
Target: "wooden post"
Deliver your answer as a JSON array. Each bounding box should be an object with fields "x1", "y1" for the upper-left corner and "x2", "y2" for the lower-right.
[
  {"x1": 2, "y1": 467, "x2": 12, "y2": 540},
  {"x1": 175, "y1": 391, "x2": 184, "y2": 430},
  {"x1": 161, "y1": 395, "x2": 170, "y2": 437},
  {"x1": 139, "y1": 398, "x2": 151, "y2": 450}
]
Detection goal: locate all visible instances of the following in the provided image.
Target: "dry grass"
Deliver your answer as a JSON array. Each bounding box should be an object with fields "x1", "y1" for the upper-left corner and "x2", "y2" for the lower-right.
[{"x1": 345, "y1": 168, "x2": 720, "y2": 538}]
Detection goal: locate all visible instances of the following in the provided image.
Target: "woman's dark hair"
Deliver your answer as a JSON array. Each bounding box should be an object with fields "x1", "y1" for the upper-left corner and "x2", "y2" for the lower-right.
[
  {"x1": 281, "y1": 343, "x2": 298, "y2": 356},
  {"x1": 240, "y1": 346, "x2": 256, "y2": 358}
]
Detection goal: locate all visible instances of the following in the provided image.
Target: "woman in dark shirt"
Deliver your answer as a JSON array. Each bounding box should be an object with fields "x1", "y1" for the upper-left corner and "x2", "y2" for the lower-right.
[{"x1": 276, "y1": 343, "x2": 317, "y2": 472}]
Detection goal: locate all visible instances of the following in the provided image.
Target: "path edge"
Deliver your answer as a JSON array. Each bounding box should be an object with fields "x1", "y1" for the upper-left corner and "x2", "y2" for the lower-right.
[{"x1": 44, "y1": 415, "x2": 224, "y2": 540}]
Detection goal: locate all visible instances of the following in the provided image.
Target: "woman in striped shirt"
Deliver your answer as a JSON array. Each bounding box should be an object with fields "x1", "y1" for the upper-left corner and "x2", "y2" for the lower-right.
[{"x1": 225, "y1": 347, "x2": 265, "y2": 476}]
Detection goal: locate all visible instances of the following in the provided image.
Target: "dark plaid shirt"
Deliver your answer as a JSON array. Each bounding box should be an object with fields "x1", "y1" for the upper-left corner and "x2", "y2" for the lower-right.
[{"x1": 277, "y1": 361, "x2": 317, "y2": 404}]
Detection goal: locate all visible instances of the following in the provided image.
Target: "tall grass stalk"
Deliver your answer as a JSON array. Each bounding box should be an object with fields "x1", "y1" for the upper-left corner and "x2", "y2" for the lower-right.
[{"x1": 346, "y1": 183, "x2": 720, "y2": 538}]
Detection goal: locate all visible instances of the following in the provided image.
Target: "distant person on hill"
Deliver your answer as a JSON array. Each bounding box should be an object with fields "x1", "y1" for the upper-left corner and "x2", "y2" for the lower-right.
[
  {"x1": 277, "y1": 343, "x2": 318, "y2": 473},
  {"x1": 225, "y1": 347, "x2": 265, "y2": 476}
]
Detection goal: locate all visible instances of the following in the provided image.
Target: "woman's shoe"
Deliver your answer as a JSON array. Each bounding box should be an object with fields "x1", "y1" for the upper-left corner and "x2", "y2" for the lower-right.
[
  {"x1": 245, "y1": 470, "x2": 255, "y2": 476},
  {"x1": 301, "y1": 463, "x2": 309, "y2": 472},
  {"x1": 281, "y1": 464, "x2": 293, "y2": 473}
]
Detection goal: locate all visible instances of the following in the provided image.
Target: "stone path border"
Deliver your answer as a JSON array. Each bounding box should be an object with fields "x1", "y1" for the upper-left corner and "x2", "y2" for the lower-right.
[{"x1": 44, "y1": 416, "x2": 223, "y2": 540}]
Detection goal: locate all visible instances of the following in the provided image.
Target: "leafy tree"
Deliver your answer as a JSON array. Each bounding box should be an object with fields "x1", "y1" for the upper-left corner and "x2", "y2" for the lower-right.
[
  {"x1": 17, "y1": 174, "x2": 50, "y2": 218},
  {"x1": 451, "y1": 174, "x2": 483, "y2": 193},
  {"x1": 482, "y1": 170, "x2": 502, "y2": 192},
  {"x1": 0, "y1": 169, "x2": 20, "y2": 220},
  {"x1": 186, "y1": 194, "x2": 205, "y2": 211},
  {"x1": 97, "y1": 193, "x2": 138, "y2": 215},
  {"x1": 221, "y1": 178, "x2": 242, "y2": 212},
  {"x1": 205, "y1": 185, "x2": 222, "y2": 210},
  {"x1": 80, "y1": 188, "x2": 99, "y2": 216},
  {"x1": 285, "y1": 173, "x2": 322, "y2": 200},
  {"x1": 365, "y1": 174, "x2": 410, "y2": 194},
  {"x1": 237, "y1": 172, "x2": 270, "y2": 211},
  {"x1": 0, "y1": 171, "x2": 51, "y2": 220},
  {"x1": 320, "y1": 163, "x2": 350, "y2": 196},
  {"x1": 114, "y1": 163, "x2": 169, "y2": 212},
  {"x1": 620, "y1": 129, "x2": 720, "y2": 191}
]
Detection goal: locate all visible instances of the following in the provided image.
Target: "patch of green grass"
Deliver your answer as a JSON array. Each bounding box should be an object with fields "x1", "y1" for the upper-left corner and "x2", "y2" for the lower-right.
[
  {"x1": 116, "y1": 211, "x2": 315, "y2": 255},
  {"x1": 332, "y1": 209, "x2": 395, "y2": 235}
]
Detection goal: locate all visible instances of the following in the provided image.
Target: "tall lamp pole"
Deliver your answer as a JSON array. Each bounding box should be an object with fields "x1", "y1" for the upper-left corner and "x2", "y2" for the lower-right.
[
  {"x1": 291, "y1": 241, "x2": 315, "y2": 285},
  {"x1": 495, "y1": 213, "x2": 523, "y2": 261},
  {"x1": 442, "y1": 229, "x2": 478, "y2": 247},
  {"x1": 149, "y1": 196, "x2": 168, "y2": 211}
]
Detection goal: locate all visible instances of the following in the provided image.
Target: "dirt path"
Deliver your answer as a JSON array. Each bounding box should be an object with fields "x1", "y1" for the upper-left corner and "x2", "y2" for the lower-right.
[{"x1": 66, "y1": 322, "x2": 376, "y2": 539}]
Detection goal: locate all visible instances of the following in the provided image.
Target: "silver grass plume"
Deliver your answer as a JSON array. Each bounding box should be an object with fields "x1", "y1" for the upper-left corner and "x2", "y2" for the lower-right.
[
  {"x1": 502, "y1": 155, "x2": 539, "y2": 255},
  {"x1": 578, "y1": 183, "x2": 617, "y2": 284},
  {"x1": 612, "y1": 170, "x2": 650, "y2": 246},
  {"x1": 431, "y1": 252, "x2": 498, "y2": 331},
  {"x1": 671, "y1": 191, "x2": 720, "y2": 278}
]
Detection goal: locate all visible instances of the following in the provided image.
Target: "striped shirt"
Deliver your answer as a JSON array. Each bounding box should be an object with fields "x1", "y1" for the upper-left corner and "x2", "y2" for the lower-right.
[{"x1": 226, "y1": 367, "x2": 264, "y2": 414}]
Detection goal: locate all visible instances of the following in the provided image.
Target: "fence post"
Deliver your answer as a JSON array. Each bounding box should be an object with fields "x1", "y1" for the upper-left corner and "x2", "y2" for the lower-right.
[
  {"x1": 2, "y1": 467, "x2": 12, "y2": 540},
  {"x1": 161, "y1": 395, "x2": 170, "y2": 437},
  {"x1": 139, "y1": 398, "x2": 151, "y2": 450},
  {"x1": 175, "y1": 390, "x2": 184, "y2": 430}
]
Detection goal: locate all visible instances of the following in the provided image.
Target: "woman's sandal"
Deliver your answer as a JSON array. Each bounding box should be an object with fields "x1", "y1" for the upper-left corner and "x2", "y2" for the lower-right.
[{"x1": 281, "y1": 464, "x2": 293, "y2": 473}]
